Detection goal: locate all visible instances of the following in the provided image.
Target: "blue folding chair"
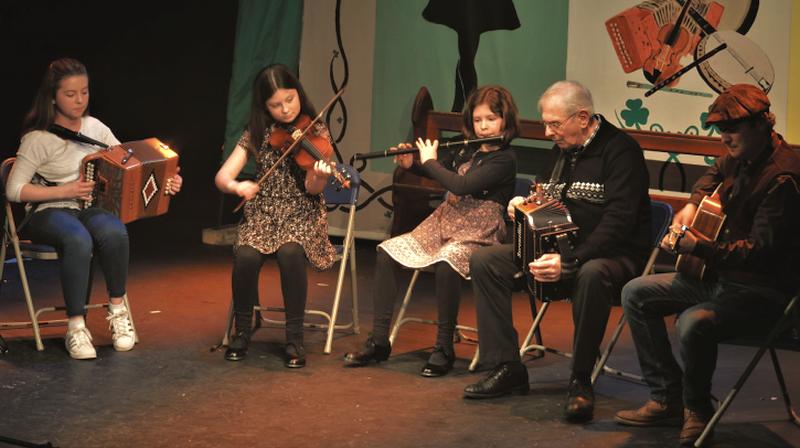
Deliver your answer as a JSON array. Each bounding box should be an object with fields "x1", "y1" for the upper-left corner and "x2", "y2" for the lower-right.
[{"x1": 590, "y1": 199, "x2": 673, "y2": 384}]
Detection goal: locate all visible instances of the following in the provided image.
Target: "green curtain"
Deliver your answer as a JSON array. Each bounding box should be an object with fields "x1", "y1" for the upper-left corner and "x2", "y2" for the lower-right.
[
  {"x1": 222, "y1": 0, "x2": 304, "y2": 176},
  {"x1": 370, "y1": 0, "x2": 568, "y2": 174}
]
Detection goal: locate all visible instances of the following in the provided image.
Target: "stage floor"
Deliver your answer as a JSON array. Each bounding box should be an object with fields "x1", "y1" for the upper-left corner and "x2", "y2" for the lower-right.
[{"x1": 1, "y1": 237, "x2": 798, "y2": 448}]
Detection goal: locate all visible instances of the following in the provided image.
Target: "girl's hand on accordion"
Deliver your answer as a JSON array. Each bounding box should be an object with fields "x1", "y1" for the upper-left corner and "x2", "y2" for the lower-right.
[
  {"x1": 530, "y1": 253, "x2": 562, "y2": 283},
  {"x1": 165, "y1": 167, "x2": 183, "y2": 196},
  {"x1": 62, "y1": 177, "x2": 95, "y2": 201}
]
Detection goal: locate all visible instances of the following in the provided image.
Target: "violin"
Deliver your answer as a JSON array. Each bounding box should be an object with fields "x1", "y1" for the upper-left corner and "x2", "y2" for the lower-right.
[
  {"x1": 642, "y1": 0, "x2": 693, "y2": 86},
  {"x1": 232, "y1": 87, "x2": 349, "y2": 213},
  {"x1": 268, "y1": 114, "x2": 350, "y2": 189}
]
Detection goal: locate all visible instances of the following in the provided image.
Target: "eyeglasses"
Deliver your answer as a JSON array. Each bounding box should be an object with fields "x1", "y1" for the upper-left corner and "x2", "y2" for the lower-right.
[{"x1": 542, "y1": 111, "x2": 580, "y2": 131}]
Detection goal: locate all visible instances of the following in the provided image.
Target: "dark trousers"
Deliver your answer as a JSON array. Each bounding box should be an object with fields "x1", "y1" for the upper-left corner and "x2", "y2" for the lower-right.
[
  {"x1": 371, "y1": 248, "x2": 461, "y2": 347},
  {"x1": 470, "y1": 244, "x2": 640, "y2": 378},
  {"x1": 622, "y1": 272, "x2": 787, "y2": 413},
  {"x1": 232, "y1": 243, "x2": 308, "y2": 342},
  {"x1": 27, "y1": 207, "x2": 128, "y2": 317}
]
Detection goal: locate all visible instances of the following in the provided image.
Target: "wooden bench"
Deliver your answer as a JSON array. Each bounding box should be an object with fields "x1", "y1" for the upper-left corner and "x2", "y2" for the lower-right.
[{"x1": 391, "y1": 87, "x2": 798, "y2": 234}]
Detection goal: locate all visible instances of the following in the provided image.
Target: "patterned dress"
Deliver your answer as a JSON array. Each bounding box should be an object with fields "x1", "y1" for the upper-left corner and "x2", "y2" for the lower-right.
[
  {"x1": 235, "y1": 124, "x2": 336, "y2": 271},
  {"x1": 379, "y1": 159, "x2": 507, "y2": 279}
]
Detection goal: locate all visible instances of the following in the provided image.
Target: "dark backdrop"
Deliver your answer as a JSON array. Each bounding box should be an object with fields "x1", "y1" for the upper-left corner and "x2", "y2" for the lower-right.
[{"x1": 0, "y1": 1, "x2": 239, "y2": 249}]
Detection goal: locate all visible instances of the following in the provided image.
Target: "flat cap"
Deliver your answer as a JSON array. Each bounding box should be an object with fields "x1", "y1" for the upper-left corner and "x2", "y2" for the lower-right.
[{"x1": 706, "y1": 84, "x2": 770, "y2": 125}]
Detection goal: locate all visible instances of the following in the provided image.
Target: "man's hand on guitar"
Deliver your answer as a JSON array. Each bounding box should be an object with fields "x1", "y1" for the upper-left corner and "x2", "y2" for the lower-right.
[
  {"x1": 530, "y1": 252, "x2": 562, "y2": 283},
  {"x1": 661, "y1": 224, "x2": 698, "y2": 254},
  {"x1": 673, "y1": 203, "x2": 698, "y2": 227}
]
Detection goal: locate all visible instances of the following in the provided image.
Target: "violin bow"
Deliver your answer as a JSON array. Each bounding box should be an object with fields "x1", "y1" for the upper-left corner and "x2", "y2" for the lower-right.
[{"x1": 232, "y1": 85, "x2": 347, "y2": 213}]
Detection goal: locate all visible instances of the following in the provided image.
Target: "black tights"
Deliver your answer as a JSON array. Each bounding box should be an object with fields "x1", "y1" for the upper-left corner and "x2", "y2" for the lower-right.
[
  {"x1": 371, "y1": 248, "x2": 461, "y2": 350},
  {"x1": 232, "y1": 243, "x2": 307, "y2": 343}
]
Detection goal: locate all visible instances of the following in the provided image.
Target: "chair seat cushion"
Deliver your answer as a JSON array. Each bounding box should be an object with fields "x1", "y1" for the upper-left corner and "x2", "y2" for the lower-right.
[{"x1": 20, "y1": 241, "x2": 59, "y2": 260}]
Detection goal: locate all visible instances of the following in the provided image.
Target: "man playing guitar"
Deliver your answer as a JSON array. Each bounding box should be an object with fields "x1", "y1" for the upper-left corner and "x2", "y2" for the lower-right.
[{"x1": 614, "y1": 84, "x2": 800, "y2": 446}]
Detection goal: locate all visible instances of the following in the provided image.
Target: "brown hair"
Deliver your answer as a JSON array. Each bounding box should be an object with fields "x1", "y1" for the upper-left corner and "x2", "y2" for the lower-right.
[
  {"x1": 22, "y1": 58, "x2": 89, "y2": 135},
  {"x1": 461, "y1": 85, "x2": 520, "y2": 144},
  {"x1": 246, "y1": 64, "x2": 316, "y2": 158}
]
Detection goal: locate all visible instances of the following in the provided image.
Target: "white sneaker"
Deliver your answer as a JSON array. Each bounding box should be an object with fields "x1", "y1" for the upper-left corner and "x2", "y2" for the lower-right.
[
  {"x1": 65, "y1": 327, "x2": 97, "y2": 360},
  {"x1": 107, "y1": 307, "x2": 136, "y2": 351}
]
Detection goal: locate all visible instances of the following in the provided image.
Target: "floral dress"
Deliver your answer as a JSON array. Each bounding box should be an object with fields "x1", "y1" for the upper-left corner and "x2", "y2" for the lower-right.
[
  {"x1": 379, "y1": 158, "x2": 508, "y2": 279},
  {"x1": 235, "y1": 123, "x2": 336, "y2": 270}
]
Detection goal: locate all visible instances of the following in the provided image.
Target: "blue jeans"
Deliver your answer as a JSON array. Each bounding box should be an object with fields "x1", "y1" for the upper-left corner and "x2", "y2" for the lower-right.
[
  {"x1": 26, "y1": 207, "x2": 129, "y2": 317},
  {"x1": 621, "y1": 272, "x2": 787, "y2": 413}
]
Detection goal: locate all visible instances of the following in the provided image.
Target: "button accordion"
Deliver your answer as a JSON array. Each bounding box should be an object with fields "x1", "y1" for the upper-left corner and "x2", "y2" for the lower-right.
[
  {"x1": 513, "y1": 194, "x2": 579, "y2": 302},
  {"x1": 81, "y1": 138, "x2": 179, "y2": 224}
]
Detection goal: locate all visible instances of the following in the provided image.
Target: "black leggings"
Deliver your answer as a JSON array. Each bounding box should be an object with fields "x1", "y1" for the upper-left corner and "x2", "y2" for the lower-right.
[
  {"x1": 232, "y1": 243, "x2": 307, "y2": 341},
  {"x1": 371, "y1": 248, "x2": 461, "y2": 347}
]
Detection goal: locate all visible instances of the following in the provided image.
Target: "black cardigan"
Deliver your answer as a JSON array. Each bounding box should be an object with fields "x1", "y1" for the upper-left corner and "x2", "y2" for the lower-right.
[
  {"x1": 543, "y1": 117, "x2": 651, "y2": 265},
  {"x1": 408, "y1": 144, "x2": 517, "y2": 207}
]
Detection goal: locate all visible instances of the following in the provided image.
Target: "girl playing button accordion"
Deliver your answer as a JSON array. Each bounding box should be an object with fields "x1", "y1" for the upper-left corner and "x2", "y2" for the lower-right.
[{"x1": 7, "y1": 58, "x2": 183, "y2": 359}]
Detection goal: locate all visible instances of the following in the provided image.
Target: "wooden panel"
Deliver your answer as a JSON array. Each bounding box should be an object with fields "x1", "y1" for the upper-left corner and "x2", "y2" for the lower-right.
[{"x1": 391, "y1": 87, "x2": 798, "y2": 232}]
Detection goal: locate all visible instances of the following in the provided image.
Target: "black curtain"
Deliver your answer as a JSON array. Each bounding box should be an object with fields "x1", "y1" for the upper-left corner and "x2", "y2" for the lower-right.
[{"x1": 0, "y1": 0, "x2": 239, "y2": 247}]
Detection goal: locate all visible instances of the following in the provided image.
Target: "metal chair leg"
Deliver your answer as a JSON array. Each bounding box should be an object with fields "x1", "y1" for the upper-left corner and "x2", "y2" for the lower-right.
[
  {"x1": 388, "y1": 270, "x2": 420, "y2": 346},
  {"x1": 694, "y1": 296, "x2": 798, "y2": 447},
  {"x1": 349, "y1": 243, "x2": 360, "y2": 335},
  {"x1": 768, "y1": 347, "x2": 800, "y2": 426}
]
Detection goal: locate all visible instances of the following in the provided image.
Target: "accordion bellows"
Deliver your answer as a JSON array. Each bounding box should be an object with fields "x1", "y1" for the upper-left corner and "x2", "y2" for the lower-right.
[
  {"x1": 81, "y1": 138, "x2": 179, "y2": 224},
  {"x1": 513, "y1": 196, "x2": 579, "y2": 302}
]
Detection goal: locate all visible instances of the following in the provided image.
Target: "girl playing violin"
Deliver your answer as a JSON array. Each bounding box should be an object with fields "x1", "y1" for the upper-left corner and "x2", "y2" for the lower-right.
[
  {"x1": 344, "y1": 85, "x2": 519, "y2": 376},
  {"x1": 214, "y1": 63, "x2": 336, "y2": 368}
]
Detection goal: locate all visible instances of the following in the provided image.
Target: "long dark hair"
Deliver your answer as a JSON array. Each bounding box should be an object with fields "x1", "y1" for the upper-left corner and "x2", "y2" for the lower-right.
[
  {"x1": 246, "y1": 64, "x2": 316, "y2": 157},
  {"x1": 22, "y1": 58, "x2": 89, "y2": 135},
  {"x1": 461, "y1": 85, "x2": 520, "y2": 144}
]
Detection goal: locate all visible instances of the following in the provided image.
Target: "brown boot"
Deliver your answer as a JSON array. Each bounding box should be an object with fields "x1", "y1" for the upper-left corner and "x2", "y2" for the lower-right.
[
  {"x1": 679, "y1": 409, "x2": 713, "y2": 446},
  {"x1": 615, "y1": 399, "x2": 683, "y2": 427}
]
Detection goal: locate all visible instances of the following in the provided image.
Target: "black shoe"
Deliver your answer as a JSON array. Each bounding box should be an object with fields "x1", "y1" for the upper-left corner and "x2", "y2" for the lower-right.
[
  {"x1": 225, "y1": 332, "x2": 250, "y2": 361},
  {"x1": 343, "y1": 336, "x2": 391, "y2": 367},
  {"x1": 463, "y1": 361, "x2": 529, "y2": 399},
  {"x1": 420, "y1": 346, "x2": 455, "y2": 378},
  {"x1": 284, "y1": 342, "x2": 306, "y2": 369},
  {"x1": 564, "y1": 376, "x2": 594, "y2": 422}
]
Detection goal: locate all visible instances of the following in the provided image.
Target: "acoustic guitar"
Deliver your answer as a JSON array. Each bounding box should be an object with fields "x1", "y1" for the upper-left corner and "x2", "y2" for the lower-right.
[{"x1": 675, "y1": 186, "x2": 726, "y2": 280}]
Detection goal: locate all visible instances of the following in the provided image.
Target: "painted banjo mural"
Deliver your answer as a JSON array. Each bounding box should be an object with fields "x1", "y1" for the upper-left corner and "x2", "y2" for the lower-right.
[
  {"x1": 606, "y1": 0, "x2": 773, "y2": 133},
  {"x1": 294, "y1": 1, "x2": 791, "y2": 239},
  {"x1": 570, "y1": 0, "x2": 790, "y2": 200}
]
